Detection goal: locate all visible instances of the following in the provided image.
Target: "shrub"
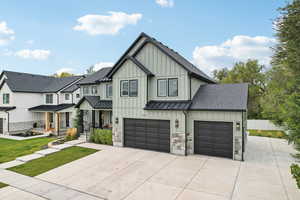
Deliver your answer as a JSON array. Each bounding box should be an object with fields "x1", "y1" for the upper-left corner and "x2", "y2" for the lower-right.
[
  {"x1": 90, "y1": 129, "x2": 113, "y2": 145},
  {"x1": 291, "y1": 164, "x2": 300, "y2": 189},
  {"x1": 65, "y1": 128, "x2": 79, "y2": 141},
  {"x1": 248, "y1": 129, "x2": 287, "y2": 139}
]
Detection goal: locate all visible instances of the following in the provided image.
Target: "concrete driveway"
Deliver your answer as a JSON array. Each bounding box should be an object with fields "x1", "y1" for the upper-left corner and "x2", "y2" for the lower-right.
[{"x1": 1, "y1": 136, "x2": 300, "y2": 200}]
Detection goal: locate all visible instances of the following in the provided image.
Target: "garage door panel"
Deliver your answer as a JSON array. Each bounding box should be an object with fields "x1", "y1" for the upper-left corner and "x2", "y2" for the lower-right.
[
  {"x1": 124, "y1": 118, "x2": 170, "y2": 153},
  {"x1": 194, "y1": 121, "x2": 233, "y2": 158}
]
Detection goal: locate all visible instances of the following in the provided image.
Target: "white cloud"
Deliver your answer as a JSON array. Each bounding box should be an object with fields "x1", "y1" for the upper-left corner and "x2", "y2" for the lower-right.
[
  {"x1": 155, "y1": 0, "x2": 174, "y2": 7},
  {"x1": 192, "y1": 35, "x2": 276, "y2": 74},
  {"x1": 0, "y1": 21, "x2": 15, "y2": 45},
  {"x1": 56, "y1": 67, "x2": 74, "y2": 75},
  {"x1": 15, "y1": 49, "x2": 51, "y2": 60},
  {"x1": 93, "y1": 62, "x2": 114, "y2": 71},
  {"x1": 73, "y1": 12, "x2": 142, "y2": 35}
]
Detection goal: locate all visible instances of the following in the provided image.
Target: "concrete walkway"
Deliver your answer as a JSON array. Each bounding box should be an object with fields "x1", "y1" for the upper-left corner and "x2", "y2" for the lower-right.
[{"x1": 0, "y1": 169, "x2": 104, "y2": 200}]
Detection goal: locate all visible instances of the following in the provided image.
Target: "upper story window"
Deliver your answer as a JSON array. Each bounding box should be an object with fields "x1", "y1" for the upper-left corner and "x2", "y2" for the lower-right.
[
  {"x1": 157, "y1": 78, "x2": 178, "y2": 97},
  {"x1": 157, "y1": 79, "x2": 167, "y2": 97},
  {"x1": 65, "y1": 93, "x2": 70, "y2": 100},
  {"x1": 168, "y1": 78, "x2": 178, "y2": 97},
  {"x1": 106, "y1": 84, "x2": 112, "y2": 98},
  {"x1": 3, "y1": 93, "x2": 9, "y2": 104},
  {"x1": 83, "y1": 86, "x2": 89, "y2": 95},
  {"x1": 46, "y1": 94, "x2": 53, "y2": 104},
  {"x1": 91, "y1": 86, "x2": 98, "y2": 94},
  {"x1": 120, "y1": 80, "x2": 138, "y2": 97},
  {"x1": 76, "y1": 93, "x2": 80, "y2": 98}
]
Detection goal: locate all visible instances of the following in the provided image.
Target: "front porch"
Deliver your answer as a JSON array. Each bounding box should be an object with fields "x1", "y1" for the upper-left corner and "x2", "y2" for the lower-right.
[
  {"x1": 28, "y1": 104, "x2": 75, "y2": 135},
  {"x1": 82, "y1": 110, "x2": 112, "y2": 133}
]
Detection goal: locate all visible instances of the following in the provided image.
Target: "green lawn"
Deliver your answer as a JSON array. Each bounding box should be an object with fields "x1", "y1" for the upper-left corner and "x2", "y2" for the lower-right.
[
  {"x1": 8, "y1": 146, "x2": 98, "y2": 177},
  {"x1": 248, "y1": 129, "x2": 287, "y2": 139},
  {"x1": 0, "y1": 137, "x2": 55, "y2": 164},
  {"x1": 0, "y1": 182, "x2": 8, "y2": 189}
]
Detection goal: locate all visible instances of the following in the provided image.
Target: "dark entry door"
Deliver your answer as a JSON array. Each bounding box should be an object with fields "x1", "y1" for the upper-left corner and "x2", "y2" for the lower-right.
[
  {"x1": 194, "y1": 121, "x2": 233, "y2": 158},
  {"x1": 66, "y1": 112, "x2": 70, "y2": 127},
  {"x1": 0, "y1": 118, "x2": 3, "y2": 134},
  {"x1": 124, "y1": 118, "x2": 170, "y2": 153}
]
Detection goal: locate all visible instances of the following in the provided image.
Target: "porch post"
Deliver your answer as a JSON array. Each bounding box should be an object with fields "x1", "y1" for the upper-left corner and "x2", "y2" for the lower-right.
[
  {"x1": 55, "y1": 112, "x2": 60, "y2": 135},
  {"x1": 99, "y1": 111, "x2": 103, "y2": 129},
  {"x1": 45, "y1": 112, "x2": 49, "y2": 130},
  {"x1": 92, "y1": 110, "x2": 95, "y2": 128}
]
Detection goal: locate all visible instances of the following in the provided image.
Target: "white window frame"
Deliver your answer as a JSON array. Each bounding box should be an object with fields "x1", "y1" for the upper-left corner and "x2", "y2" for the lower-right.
[
  {"x1": 45, "y1": 94, "x2": 53, "y2": 104},
  {"x1": 3, "y1": 93, "x2": 9, "y2": 104},
  {"x1": 106, "y1": 84, "x2": 112, "y2": 98},
  {"x1": 91, "y1": 86, "x2": 98, "y2": 94}
]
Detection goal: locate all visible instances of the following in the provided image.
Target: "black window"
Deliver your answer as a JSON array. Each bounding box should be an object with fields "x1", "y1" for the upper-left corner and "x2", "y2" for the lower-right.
[
  {"x1": 76, "y1": 93, "x2": 80, "y2": 98},
  {"x1": 46, "y1": 94, "x2": 53, "y2": 104},
  {"x1": 106, "y1": 84, "x2": 112, "y2": 98},
  {"x1": 129, "y1": 80, "x2": 138, "y2": 97},
  {"x1": 157, "y1": 78, "x2": 178, "y2": 97},
  {"x1": 3, "y1": 93, "x2": 9, "y2": 104},
  {"x1": 157, "y1": 79, "x2": 167, "y2": 97},
  {"x1": 65, "y1": 93, "x2": 70, "y2": 100},
  {"x1": 120, "y1": 80, "x2": 129, "y2": 96},
  {"x1": 168, "y1": 78, "x2": 178, "y2": 97}
]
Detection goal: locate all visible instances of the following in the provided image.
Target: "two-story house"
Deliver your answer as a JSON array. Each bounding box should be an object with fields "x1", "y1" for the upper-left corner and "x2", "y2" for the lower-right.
[
  {"x1": 0, "y1": 71, "x2": 83, "y2": 135},
  {"x1": 75, "y1": 67, "x2": 113, "y2": 132},
  {"x1": 106, "y1": 33, "x2": 248, "y2": 161}
]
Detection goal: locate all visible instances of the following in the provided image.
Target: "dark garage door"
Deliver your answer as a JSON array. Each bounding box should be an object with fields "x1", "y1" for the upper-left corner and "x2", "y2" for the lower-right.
[
  {"x1": 194, "y1": 121, "x2": 233, "y2": 158},
  {"x1": 124, "y1": 118, "x2": 170, "y2": 153}
]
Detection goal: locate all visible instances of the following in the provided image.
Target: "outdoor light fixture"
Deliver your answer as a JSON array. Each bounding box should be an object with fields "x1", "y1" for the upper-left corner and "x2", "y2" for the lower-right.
[
  {"x1": 236, "y1": 122, "x2": 241, "y2": 131},
  {"x1": 175, "y1": 119, "x2": 179, "y2": 128},
  {"x1": 115, "y1": 117, "x2": 119, "y2": 124}
]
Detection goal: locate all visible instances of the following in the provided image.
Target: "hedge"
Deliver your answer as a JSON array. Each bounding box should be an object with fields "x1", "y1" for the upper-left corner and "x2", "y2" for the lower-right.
[
  {"x1": 90, "y1": 128, "x2": 112, "y2": 145},
  {"x1": 291, "y1": 163, "x2": 300, "y2": 189}
]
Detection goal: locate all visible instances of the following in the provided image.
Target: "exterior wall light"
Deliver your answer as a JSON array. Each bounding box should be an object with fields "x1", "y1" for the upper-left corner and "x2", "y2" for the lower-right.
[
  {"x1": 175, "y1": 119, "x2": 179, "y2": 128},
  {"x1": 236, "y1": 122, "x2": 241, "y2": 131},
  {"x1": 115, "y1": 117, "x2": 119, "y2": 124}
]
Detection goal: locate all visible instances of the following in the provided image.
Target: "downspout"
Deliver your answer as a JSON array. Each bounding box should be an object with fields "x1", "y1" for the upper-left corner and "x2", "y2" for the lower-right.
[
  {"x1": 241, "y1": 111, "x2": 244, "y2": 161},
  {"x1": 183, "y1": 110, "x2": 188, "y2": 156},
  {"x1": 189, "y1": 73, "x2": 192, "y2": 100}
]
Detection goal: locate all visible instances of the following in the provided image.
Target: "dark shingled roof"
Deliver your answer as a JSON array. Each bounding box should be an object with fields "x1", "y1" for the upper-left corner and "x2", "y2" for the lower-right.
[
  {"x1": 107, "y1": 32, "x2": 215, "y2": 83},
  {"x1": 28, "y1": 104, "x2": 75, "y2": 112},
  {"x1": 75, "y1": 96, "x2": 112, "y2": 109},
  {"x1": 61, "y1": 84, "x2": 79, "y2": 93},
  {"x1": 189, "y1": 83, "x2": 248, "y2": 111},
  {"x1": 144, "y1": 100, "x2": 191, "y2": 110},
  {"x1": 78, "y1": 67, "x2": 112, "y2": 85},
  {"x1": 0, "y1": 71, "x2": 83, "y2": 93},
  {"x1": 0, "y1": 106, "x2": 16, "y2": 111}
]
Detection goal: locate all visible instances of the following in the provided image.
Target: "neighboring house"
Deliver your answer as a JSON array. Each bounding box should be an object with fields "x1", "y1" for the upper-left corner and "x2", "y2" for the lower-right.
[
  {"x1": 105, "y1": 32, "x2": 248, "y2": 161},
  {"x1": 0, "y1": 71, "x2": 84, "y2": 135},
  {"x1": 75, "y1": 67, "x2": 113, "y2": 132}
]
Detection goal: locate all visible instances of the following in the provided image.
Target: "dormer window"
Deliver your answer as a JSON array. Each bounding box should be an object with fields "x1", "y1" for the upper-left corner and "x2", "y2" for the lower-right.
[{"x1": 157, "y1": 78, "x2": 178, "y2": 97}]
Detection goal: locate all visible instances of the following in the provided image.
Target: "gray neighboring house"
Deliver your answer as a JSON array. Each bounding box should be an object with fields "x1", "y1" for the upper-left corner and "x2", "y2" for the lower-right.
[
  {"x1": 75, "y1": 67, "x2": 113, "y2": 133},
  {"x1": 106, "y1": 32, "x2": 248, "y2": 161},
  {"x1": 0, "y1": 71, "x2": 83, "y2": 135}
]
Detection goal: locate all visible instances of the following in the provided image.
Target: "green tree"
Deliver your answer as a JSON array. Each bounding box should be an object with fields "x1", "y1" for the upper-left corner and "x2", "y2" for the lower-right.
[
  {"x1": 262, "y1": 0, "x2": 300, "y2": 145},
  {"x1": 53, "y1": 72, "x2": 74, "y2": 77},
  {"x1": 213, "y1": 59, "x2": 266, "y2": 119}
]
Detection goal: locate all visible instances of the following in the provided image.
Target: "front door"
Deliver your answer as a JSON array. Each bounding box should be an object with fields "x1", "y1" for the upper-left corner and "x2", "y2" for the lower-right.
[
  {"x1": 66, "y1": 112, "x2": 70, "y2": 127},
  {"x1": 0, "y1": 118, "x2": 3, "y2": 134}
]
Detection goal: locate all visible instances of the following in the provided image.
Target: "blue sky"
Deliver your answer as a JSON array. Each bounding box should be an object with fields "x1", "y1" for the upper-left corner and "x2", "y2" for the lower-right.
[{"x1": 0, "y1": 0, "x2": 285, "y2": 75}]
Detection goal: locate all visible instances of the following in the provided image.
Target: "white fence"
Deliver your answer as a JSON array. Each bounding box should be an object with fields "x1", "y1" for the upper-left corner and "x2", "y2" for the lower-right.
[{"x1": 247, "y1": 120, "x2": 284, "y2": 131}]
